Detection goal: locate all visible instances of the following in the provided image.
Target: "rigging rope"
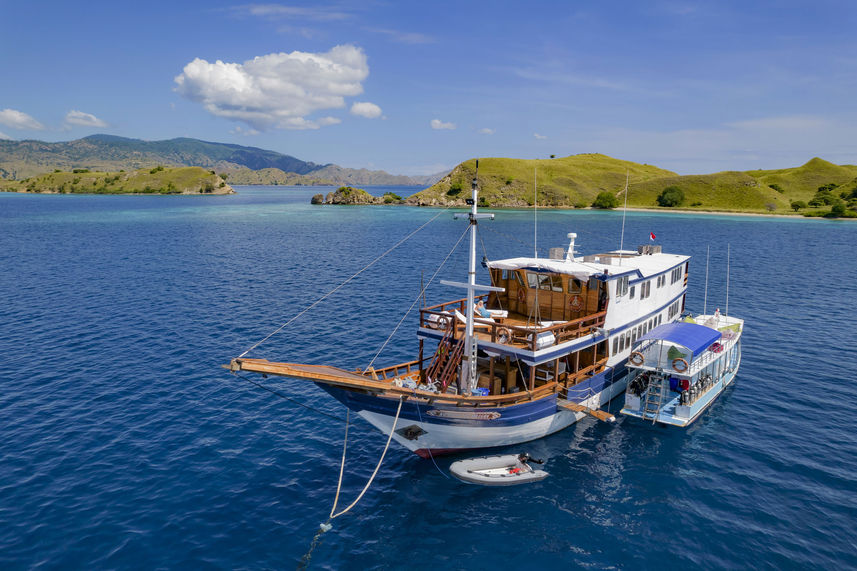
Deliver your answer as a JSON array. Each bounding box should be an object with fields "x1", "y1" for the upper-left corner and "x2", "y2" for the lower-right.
[
  {"x1": 364, "y1": 224, "x2": 470, "y2": 371},
  {"x1": 476, "y1": 227, "x2": 532, "y2": 399},
  {"x1": 238, "y1": 207, "x2": 453, "y2": 358},
  {"x1": 230, "y1": 371, "x2": 346, "y2": 423}
]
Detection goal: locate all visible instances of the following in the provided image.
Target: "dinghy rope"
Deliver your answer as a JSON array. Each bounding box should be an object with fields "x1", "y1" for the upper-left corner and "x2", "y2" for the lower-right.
[{"x1": 238, "y1": 207, "x2": 453, "y2": 359}]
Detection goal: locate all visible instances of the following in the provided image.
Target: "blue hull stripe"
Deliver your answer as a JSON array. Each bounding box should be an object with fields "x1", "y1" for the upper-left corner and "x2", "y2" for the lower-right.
[{"x1": 317, "y1": 358, "x2": 631, "y2": 428}]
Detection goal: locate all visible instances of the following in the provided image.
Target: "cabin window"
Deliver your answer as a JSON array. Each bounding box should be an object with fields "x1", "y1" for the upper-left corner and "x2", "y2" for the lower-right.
[
  {"x1": 515, "y1": 271, "x2": 526, "y2": 289},
  {"x1": 540, "y1": 274, "x2": 563, "y2": 292},
  {"x1": 568, "y1": 278, "x2": 582, "y2": 294},
  {"x1": 526, "y1": 272, "x2": 539, "y2": 288},
  {"x1": 615, "y1": 276, "x2": 630, "y2": 297},
  {"x1": 670, "y1": 266, "x2": 682, "y2": 284},
  {"x1": 613, "y1": 337, "x2": 619, "y2": 354},
  {"x1": 640, "y1": 280, "x2": 651, "y2": 299},
  {"x1": 500, "y1": 270, "x2": 508, "y2": 280},
  {"x1": 668, "y1": 300, "x2": 681, "y2": 319},
  {"x1": 629, "y1": 285, "x2": 636, "y2": 299}
]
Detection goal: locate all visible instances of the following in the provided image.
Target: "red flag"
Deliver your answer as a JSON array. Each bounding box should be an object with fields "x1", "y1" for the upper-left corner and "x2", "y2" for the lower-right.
[{"x1": 649, "y1": 232, "x2": 656, "y2": 241}]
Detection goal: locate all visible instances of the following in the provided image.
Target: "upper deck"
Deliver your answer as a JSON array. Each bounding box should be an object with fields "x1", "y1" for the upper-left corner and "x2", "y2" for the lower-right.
[{"x1": 418, "y1": 241, "x2": 690, "y2": 361}]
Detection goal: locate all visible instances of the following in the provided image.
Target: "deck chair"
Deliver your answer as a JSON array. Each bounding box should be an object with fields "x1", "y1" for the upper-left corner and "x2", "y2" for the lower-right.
[{"x1": 454, "y1": 309, "x2": 493, "y2": 331}]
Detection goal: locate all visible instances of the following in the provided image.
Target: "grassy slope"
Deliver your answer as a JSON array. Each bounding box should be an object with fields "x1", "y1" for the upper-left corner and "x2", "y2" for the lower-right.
[
  {"x1": 223, "y1": 167, "x2": 333, "y2": 186},
  {"x1": 410, "y1": 155, "x2": 857, "y2": 213},
  {"x1": 408, "y1": 154, "x2": 676, "y2": 207},
  {"x1": 0, "y1": 167, "x2": 233, "y2": 194}
]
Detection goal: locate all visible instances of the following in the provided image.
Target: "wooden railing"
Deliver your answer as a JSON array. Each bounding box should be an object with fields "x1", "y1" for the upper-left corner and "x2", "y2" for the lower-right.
[
  {"x1": 420, "y1": 302, "x2": 606, "y2": 351},
  {"x1": 362, "y1": 356, "x2": 433, "y2": 381}
]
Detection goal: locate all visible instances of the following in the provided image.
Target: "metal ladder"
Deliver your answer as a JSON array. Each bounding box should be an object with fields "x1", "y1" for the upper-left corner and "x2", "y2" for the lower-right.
[{"x1": 642, "y1": 376, "x2": 665, "y2": 423}]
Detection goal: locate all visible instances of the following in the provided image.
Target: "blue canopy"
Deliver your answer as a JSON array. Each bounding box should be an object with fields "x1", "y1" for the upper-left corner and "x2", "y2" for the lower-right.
[{"x1": 636, "y1": 322, "x2": 721, "y2": 361}]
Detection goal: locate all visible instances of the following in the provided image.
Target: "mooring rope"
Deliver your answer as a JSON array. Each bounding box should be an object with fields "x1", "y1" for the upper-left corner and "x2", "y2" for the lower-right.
[
  {"x1": 239, "y1": 207, "x2": 453, "y2": 359},
  {"x1": 299, "y1": 396, "x2": 404, "y2": 568},
  {"x1": 329, "y1": 396, "x2": 404, "y2": 518}
]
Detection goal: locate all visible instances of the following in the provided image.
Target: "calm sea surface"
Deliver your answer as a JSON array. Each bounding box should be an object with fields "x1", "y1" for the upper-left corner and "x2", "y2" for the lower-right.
[{"x1": 1, "y1": 186, "x2": 855, "y2": 569}]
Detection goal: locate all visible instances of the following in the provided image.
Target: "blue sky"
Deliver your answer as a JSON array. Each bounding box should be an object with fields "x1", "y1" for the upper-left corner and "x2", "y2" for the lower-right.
[{"x1": 1, "y1": 1, "x2": 855, "y2": 175}]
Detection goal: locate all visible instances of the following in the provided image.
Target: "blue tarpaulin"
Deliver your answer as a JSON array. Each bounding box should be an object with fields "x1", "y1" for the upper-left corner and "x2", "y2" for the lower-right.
[{"x1": 637, "y1": 322, "x2": 721, "y2": 361}]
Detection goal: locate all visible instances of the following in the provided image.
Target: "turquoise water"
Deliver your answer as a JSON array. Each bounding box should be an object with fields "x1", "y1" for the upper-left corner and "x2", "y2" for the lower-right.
[{"x1": 1, "y1": 186, "x2": 855, "y2": 568}]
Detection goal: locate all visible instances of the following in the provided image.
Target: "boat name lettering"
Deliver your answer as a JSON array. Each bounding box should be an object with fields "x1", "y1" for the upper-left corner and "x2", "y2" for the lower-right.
[{"x1": 426, "y1": 410, "x2": 501, "y2": 420}]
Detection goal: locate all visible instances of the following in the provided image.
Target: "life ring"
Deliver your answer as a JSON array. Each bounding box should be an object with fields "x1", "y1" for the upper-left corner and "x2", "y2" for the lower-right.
[
  {"x1": 569, "y1": 295, "x2": 582, "y2": 311},
  {"x1": 497, "y1": 327, "x2": 511, "y2": 344},
  {"x1": 517, "y1": 288, "x2": 526, "y2": 303},
  {"x1": 629, "y1": 351, "x2": 644, "y2": 366},
  {"x1": 437, "y1": 315, "x2": 451, "y2": 331},
  {"x1": 672, "y1": 358, "x2": 689, "y2": 372}
]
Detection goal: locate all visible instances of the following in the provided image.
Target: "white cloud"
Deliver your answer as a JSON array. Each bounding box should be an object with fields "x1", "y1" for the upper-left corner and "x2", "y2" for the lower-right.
[
  {"x1": 0, "y1": 131, "x2": 11, "y2": 140},
  {"x1": 369, "y1": 28, "x2": 434, "y2": 44},
  {"x1": 64, "y1": 110, "x2": 109, "y2": 128},
  {"x1": 431, "y1": 118, "x2": 456, "y2": 130},
  {"x1": 478, "y1": 128, "x2": 495, "y2": 135},
  {"x1": 0, "y1": 108, "x2": 45, "y2": 130},
  {"x1": 239, "y1": 4, "x2": 350, "y2": 21},
  {"x1": 230, "y1": 126, "x2": 261, "y2": 136},
  {"x1": 350, "y1": 101, "x2": 382, "y2": 118},
  {"x1": 174, "y1": 45, "x2": 368, "y2": 130},
  {"x1": 534, "y1": 133, "x2": 547, "y2": 139}
]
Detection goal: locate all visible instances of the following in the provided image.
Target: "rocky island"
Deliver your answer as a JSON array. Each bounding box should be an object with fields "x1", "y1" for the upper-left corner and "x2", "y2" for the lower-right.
[{"x1": 312, "y1": 186, "x2": 402, "y2": 205}]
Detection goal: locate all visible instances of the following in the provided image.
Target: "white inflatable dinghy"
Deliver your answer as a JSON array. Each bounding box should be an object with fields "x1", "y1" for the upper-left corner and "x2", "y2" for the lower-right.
[{"x1": 450, "y1": 453, "x2": 548, "y2": 486}]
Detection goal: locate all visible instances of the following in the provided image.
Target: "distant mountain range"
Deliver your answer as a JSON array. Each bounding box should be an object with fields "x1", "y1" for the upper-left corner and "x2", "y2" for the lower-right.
[{"x1": 0, "y1": 134, "x2": 443, "y2": 186}]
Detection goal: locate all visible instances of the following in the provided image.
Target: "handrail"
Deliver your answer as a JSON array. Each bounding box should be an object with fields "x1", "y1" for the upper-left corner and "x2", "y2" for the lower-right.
[
  {"x1": 367, "y1": 355, "x2": 434, "y2": 380},
  {"x1": 420, "y1": 307, "x2": 607, "y2": 351}
]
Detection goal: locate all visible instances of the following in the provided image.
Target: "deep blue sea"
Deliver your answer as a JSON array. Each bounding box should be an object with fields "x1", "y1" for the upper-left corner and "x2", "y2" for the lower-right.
[{"x1": 2, "y1": 186, "x2": 856, "y2": 569}]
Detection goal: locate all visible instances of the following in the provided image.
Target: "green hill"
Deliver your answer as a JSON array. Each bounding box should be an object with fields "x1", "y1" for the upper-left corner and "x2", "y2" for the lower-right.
[
  {"x1": 0, "y1": 166, "x2": 233, "y2": 195},
  {"x1": 408, "y1": 154, "x2": 676, "y2": 207},
  {"x1": 409, "y1": 155, "x2": 857, "y2": 214}
]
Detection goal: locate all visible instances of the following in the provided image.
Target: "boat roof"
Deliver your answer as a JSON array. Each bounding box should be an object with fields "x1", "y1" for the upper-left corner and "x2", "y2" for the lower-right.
[
  {"x1": 637, "y1": 322, "x2": 722, "y2": 360},
  {"x1": 487, "y1": 250, "x2": 689, "y2": 280}
]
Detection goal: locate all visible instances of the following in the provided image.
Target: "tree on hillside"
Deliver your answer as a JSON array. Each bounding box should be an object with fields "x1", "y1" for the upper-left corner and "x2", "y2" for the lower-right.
[
  {"x1": 656, "y1": 186, "x2": 685, "y2": 207},
  {"x1": 790, "y1": 200, "x2": 807, "y2": 211},
  {"x1": 829, "y1": 202, "x2": 847, "y2": 217},
  {"x1": 592, "y1": 191, "x2": 619, "y2": 209}
]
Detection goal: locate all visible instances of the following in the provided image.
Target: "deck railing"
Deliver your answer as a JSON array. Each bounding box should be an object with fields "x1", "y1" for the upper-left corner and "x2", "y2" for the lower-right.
[
  {"x1": 420, "y1": 296, "x2": 606, "y2": 351},
  {"x1": 633, "y1": 335, "x2": 739, "y2": 376}
]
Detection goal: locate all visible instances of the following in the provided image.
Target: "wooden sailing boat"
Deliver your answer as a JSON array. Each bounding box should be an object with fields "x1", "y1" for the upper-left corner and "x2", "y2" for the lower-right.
[{"x1": 228, "y1": 165, "x2": 693, "y2": 457}]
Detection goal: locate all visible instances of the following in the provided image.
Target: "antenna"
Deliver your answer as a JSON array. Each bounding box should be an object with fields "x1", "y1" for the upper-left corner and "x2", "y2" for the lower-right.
[
  {"x1": 618, "y1": 170, "x2": 629, "y2": 266},
  {"x1": 534, "y1": 166, "x2": 538, "y2": 258},
  {"x1": 703, "y1": 245, "x2": 710, "y2": 315},
  {"x1": 725, "y1": 243, "x2": 730, "y2": 319}
]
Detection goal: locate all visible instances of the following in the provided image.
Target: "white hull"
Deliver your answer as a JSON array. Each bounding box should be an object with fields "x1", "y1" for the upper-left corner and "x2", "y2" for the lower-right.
[{"x1": 359, "y1": 377, "x2": 627, "y2": 455}]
